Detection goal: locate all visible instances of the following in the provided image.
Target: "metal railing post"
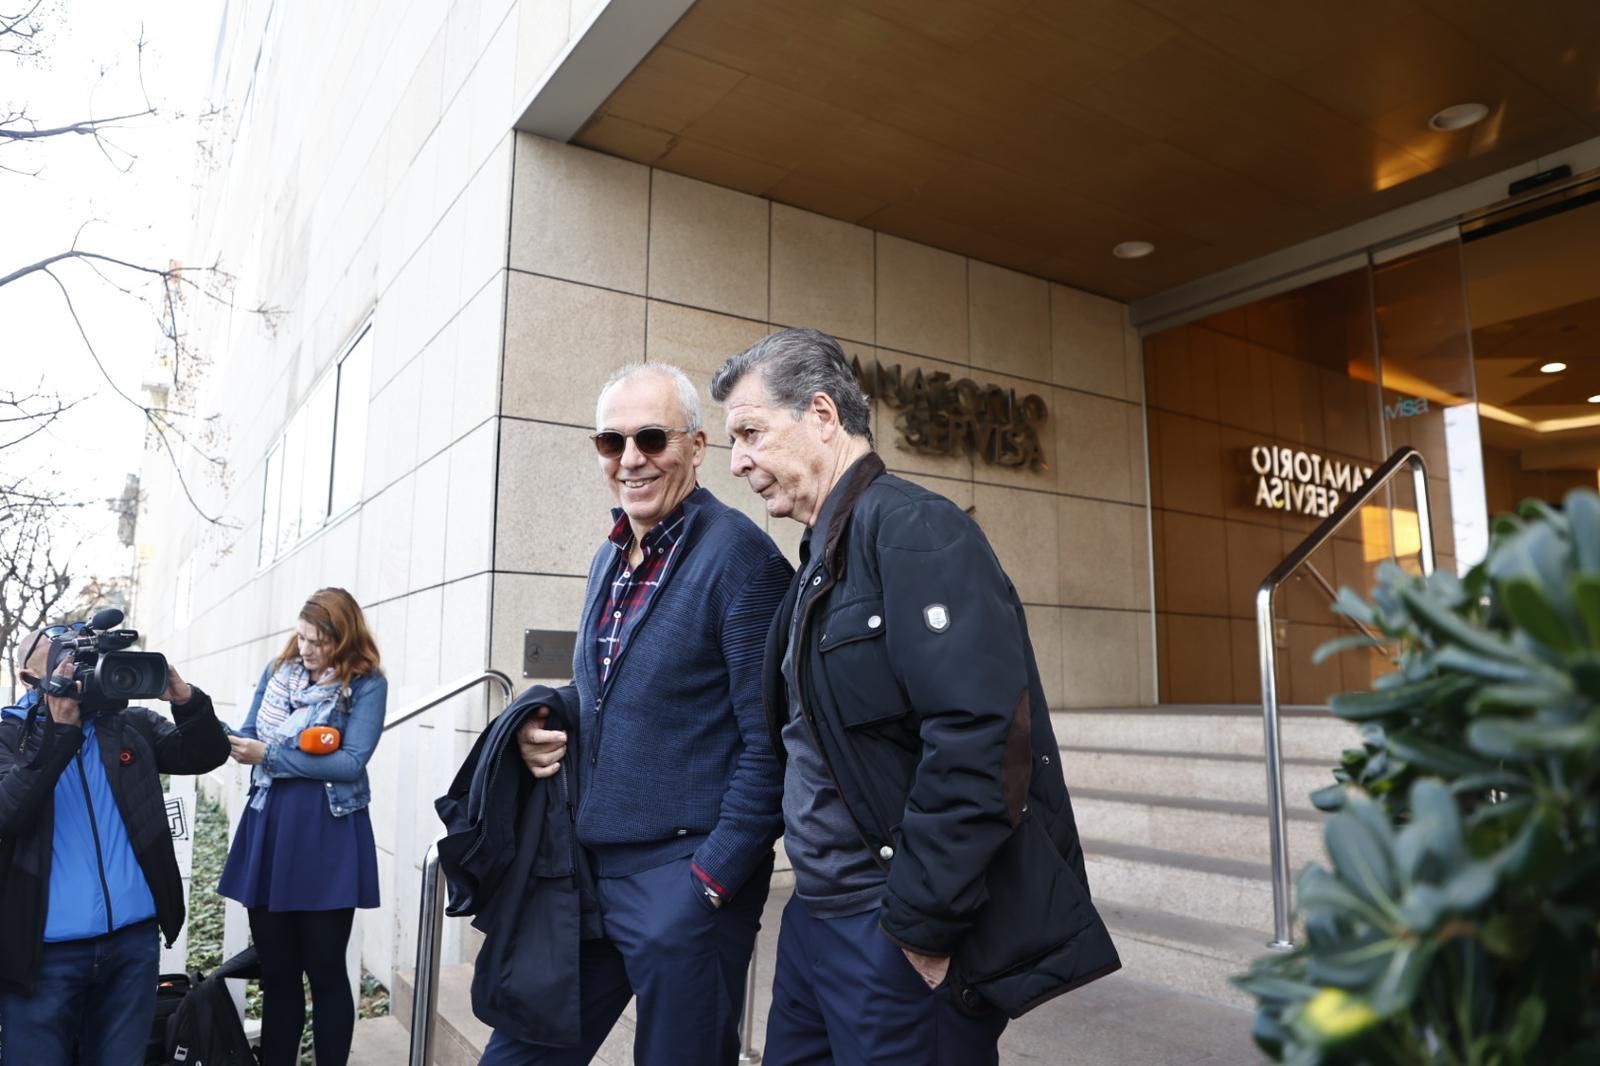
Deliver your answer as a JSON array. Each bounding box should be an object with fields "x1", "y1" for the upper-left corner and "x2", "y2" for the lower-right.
[
  {"x1": 1255, "y1": 447, "x2": 1435, "y2": 949},
  {"x1": 737, "y1": 947, "x2": 762, "y2": 1064},
  {"x1": 409, "y1": 840, "x2": 446, "y2": 1066},
  {"x1": 1409, "y1": 454, "x2": 1436, "y2": 576},
  {"x1": 1256, "y1": 583, "x2": 1295, "y2": 951},
  {"x1": 386, "y1": 670, "x2": 515, "y2": 1066}
]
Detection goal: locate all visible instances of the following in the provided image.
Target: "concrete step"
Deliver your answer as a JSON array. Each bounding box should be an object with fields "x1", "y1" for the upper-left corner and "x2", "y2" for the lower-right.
[
  {"x1": 395, "y1": 961, "x2": 638, "y2": 1065},
  {"x1": 1099, "y1": 900, "x2": 1266, "y2": 1010},
  {"x1": 349, "y1": 1014, "x2": 410, "y2": 1066},
  {"x1": 393, "y1": 964, "x2": 492, "y2": 1066},
  {"x1": 1062, "y1": 747, "x2": 1334, "y2": 812},
  {"x1": 1073, "y1": 788, "x2": 1326, "y2": 867},
  {"x1": 1052, "y1": 706, "x2": 1359, "y2": 762},
  {"x1": 1084, "y1": 838, "x2": 1275, "y2": 930}
]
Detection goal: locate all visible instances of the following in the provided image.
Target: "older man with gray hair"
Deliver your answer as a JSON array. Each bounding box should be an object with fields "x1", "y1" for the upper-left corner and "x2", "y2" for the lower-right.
[
  {"x1": 711, "y1": 328, "x2": 1120, "y2": 1066},
  {"x1": 485, "y1": 362, "x2": 792, "y2": 1066}
]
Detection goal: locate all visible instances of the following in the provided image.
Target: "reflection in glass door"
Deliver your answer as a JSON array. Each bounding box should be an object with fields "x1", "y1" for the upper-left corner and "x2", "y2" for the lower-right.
[{"x1": 1142, "y1": 231, "x2": 1484, "y2": 707}]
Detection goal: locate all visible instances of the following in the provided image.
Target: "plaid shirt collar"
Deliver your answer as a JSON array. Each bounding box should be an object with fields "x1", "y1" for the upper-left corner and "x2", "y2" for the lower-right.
[{"x1": 606, "y1": 500, "x2": 689, "y2": 558}]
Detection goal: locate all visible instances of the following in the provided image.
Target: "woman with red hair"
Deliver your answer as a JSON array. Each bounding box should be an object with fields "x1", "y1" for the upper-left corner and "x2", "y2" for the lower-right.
[{"x1": 219, "y1": 587, "x2": 386, "y2": 1066}]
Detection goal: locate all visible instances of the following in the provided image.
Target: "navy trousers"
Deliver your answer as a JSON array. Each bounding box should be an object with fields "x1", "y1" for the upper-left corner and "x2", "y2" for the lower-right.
[
  {"x1": 0, "y1": 918, "x2": 160, "y2": 1066},
  {"x1": 480, "y1": 853, "x2": 773, "y2": 1066},
  {"x1": 764, "y1": 897, "x2": 1007, "y2": 1066}
]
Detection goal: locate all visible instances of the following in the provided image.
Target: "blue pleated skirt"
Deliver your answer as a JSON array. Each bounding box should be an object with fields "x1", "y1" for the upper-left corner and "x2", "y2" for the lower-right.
[{"x1": 218, "y1": 778, "x2": 379, "y2": 911}]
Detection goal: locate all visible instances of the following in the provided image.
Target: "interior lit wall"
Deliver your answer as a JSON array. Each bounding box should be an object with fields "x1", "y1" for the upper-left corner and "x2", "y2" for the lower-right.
[
  {"x1": 1144, "y1": 270, "x2": 1400, "y2": 705},
  {"x1": 1483, "y1": 444, "x2": 1598, "y2": 514}
]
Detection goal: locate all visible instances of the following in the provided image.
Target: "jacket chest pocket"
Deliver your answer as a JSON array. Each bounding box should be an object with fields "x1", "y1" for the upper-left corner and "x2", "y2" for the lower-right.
[{"x1": 817, "y1": 598, "x2": 907, "y2": 729}]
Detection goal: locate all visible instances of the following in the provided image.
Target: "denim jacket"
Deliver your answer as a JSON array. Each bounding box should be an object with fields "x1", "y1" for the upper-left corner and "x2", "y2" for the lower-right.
[{"x1": 238, "y1": 665, "x2": 387, "y2": 817}]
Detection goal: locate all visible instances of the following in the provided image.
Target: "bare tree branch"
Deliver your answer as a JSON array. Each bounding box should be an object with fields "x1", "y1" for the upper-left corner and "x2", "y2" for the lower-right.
[
  {"x1": 38, "y1": 267, "x2": 235, "y2": 527},
  {"x1": 0, "y1": 478, "x2": 78, "y2": 703},
  {"x1": 0, "y1": 108, "x2": 157, "y2": 141},
  {"x1": 0, "y1": 0, "x2": 48, "y2": 59}
]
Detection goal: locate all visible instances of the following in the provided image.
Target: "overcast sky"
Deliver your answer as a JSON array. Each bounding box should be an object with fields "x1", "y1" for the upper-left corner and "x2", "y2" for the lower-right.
[{"x1": 2, "y1": 0, "x2": 218, "y2": 582}]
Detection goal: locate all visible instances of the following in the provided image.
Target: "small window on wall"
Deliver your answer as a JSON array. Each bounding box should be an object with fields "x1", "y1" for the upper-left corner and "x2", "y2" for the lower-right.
[
  {"x1": 258, "y1": 322, "x2": 373, "y2": 567},
  {"x1": 330, "y1": 326, "x2": 372, "y2": 516},
  {"x1": 259, "y1": 445, "x2": 282, "y2": 566}
]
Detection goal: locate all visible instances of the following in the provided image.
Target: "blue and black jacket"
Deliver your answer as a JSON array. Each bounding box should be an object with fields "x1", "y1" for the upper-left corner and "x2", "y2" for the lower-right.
[{"x1": 0, "y1": 687, "x2": 230, "y2": 993}]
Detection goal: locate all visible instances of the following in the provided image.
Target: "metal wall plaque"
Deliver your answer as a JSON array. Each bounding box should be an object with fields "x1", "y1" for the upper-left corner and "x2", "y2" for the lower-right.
[
  {"x1": 523, "y1": 629, "x2": 578, "y2": 679},
  {"x1": 850, "y1": 356, "x2": 1050, "y2": 471}
]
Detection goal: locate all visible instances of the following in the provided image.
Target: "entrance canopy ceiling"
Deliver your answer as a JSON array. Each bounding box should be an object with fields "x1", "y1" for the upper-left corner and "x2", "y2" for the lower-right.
[{"x1": 573, "y1": 0, "x2": 1600, "y2": 303}]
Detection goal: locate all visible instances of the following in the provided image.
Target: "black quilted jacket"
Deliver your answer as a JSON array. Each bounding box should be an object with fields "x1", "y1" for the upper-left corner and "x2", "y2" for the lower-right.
[
  {"x1": 763, "y1": 454, "x2": 1121, "y2": 1019},
  {"x1": 0, "y1": 690, "x2": 230, "y2": 993}
]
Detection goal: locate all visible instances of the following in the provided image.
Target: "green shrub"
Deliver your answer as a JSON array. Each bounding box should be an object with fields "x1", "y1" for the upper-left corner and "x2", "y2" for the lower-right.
[{"x1": 1236, "y1": 490, "x2": 1600, "y2": 1065}]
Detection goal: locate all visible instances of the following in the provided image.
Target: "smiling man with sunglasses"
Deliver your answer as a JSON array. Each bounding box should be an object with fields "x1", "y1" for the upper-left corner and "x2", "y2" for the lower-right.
[
  {"x1": 0, "y1": 623, "x2": 230, "y2": 1066},
  {"x1": 475, "y1": 363, "x2": 792, "y2": 1066}
]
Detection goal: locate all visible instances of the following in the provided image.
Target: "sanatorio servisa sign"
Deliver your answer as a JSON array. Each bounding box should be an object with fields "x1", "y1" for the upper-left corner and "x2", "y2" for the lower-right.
[{"x1": 1249, "y1": 445, "x2": 1373, "y2": 518}]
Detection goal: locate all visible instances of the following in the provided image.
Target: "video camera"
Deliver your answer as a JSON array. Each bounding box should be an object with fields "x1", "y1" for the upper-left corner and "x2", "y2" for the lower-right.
[{"x1": 42, "y1": 608, "x2": 169, "y2": 704}]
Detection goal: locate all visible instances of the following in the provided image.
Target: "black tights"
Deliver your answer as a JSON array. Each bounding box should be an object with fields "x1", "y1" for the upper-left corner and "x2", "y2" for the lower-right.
[{"x1": 248, "y1": 907, "x2": 356, "y2": 1066}]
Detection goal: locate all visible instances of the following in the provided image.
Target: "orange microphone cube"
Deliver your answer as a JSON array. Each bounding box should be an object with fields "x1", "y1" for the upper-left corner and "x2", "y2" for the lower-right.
[{"x1": 298, "y1": 726, "x2": 343, "y2": 754}]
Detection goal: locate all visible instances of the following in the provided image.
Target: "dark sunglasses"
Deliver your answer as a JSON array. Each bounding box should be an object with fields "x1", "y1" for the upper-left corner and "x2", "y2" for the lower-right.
[
  {"x1": 19, "y1": 624, "x2": 73, "y2": 682},
  {"x1": 590, "y1": 426, "x2": 690, "y2": 459}
]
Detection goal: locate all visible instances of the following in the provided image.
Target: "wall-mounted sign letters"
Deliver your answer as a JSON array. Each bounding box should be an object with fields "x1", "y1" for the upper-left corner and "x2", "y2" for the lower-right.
[
  {"x1": 1250, "y1": 446, "x2": 1373, "y2": 518},
  {"x1": 1385, "y1": 396, "x2": 1430, "y2": 420},
  {"x1": 851, "y1": 357, "x2": 1049, "y2": 471}
]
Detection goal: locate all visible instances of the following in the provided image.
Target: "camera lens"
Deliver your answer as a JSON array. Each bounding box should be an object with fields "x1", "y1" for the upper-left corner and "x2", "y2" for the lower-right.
[{"x1": 98, "y1": 651, "x2": 169, "y2": 700}]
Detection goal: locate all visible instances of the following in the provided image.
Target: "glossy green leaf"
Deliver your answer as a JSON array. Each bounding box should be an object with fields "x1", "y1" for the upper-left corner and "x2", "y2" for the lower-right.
[
  {"x1": 1384, "y1": 732, "x2": 1494, "y2": 778},
  {"x1": 1509, "y1": 998, "x2": 1546, "y2": 1059},
  {"x1": 1469, "y1": 717, "x2": 1596, "y2": 758},
  {"x1": 1432, "y1": 644, "x2": 1549, "y2": 684},
  {"x1": 1307, "y1": 935, "x2": 1404, "y2": 986},
  {"x1": 1396, "y1": 883, "x2": 1445, "y2": 933},
  {"x1": 1439, "y1": 861, "x2": 1496, "y2": 911},
  {"x1": 1499, "y1": 577, "x2": 1578, "y2": 653},
  {"x1": 1572, "y1": 574, "x2": 1600, "y2": 651},
  {"x1": 1399, "y1": 584, "x2": 1536, "y2": 665},
  {"x1": 1313, "y1": 632, "x2": 1388, "y2": 665},
  {"x1": 1394, "y1": 779, "x2": 1463, "y2": 884},
  {"x1": 1566, "y1": 489, "x2": 1600, "y2": 573},
  {"x1": 1479, "y1": 913, "x2": 1534, "y2": 960},
  {"x1": 1368, "y1": 941, "x2": 1435, "y2": 1016},
  {"x1": 1297, "y1": 866, "x2": 1393, "y2": 931},
  {"x1": 1466, "y1": 683, "x2": 1574, "y2": 716},
  {"x1": 1492, "y1": 806, "x2": 1564, "y2": 884},
  {"x1": 1310, "y1": 784, "x2": 1348, "y2": 812},
  {"x1": 1332, "y1": 586, "x2": 1378, "y2": 627},
  {"x1": 1329, "y1": 675, "x2": 1470, "y2": 721},
  {"x1": 1324, "y1": 803, "x2": 1398, "y2": 910}
]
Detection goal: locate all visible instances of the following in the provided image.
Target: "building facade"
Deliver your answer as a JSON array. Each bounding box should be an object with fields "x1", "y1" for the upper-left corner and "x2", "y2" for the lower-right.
[{"x1": 132, "y1": 0, "x2": 1600, "y2": 1016}]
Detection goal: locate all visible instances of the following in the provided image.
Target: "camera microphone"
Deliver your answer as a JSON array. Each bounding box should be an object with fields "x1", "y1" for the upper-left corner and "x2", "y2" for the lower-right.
[{"x1": 89, "y1": 608, "x2": 125, "y2": 630}]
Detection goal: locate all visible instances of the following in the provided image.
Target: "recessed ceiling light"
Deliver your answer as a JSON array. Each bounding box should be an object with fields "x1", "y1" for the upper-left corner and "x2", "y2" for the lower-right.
[
  {"x1": 1429, "y1": 102, "x2": 1489, "y2": 131},
  {"x1": 1113, "y1": 241, "x2": 1154, "y2": 259},
  {"x1": 1589, "y1": 395, "x2": 1600, "y2": 404},
  {"x1": 1540, "y1": 361, "x2": 1567, "y2": 373}
]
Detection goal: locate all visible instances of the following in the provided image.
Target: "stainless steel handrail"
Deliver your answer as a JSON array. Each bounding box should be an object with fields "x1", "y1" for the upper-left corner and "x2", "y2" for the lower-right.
[
  {"x1": 392, "y1": 668, "x2": 516, "y2": 1066},
  {"x1": 1256, "y1": 447, "x2": 1434, "y2": 948},
  {"x1": 410, "y1": 841, "x2": 446, "y2": 1066},
  {"x1": 738, "y1": 941, "x2": 762, "y2": 1063},
  {"x1": 383, "y1": 668, "x2": 515, "y2": 734}
]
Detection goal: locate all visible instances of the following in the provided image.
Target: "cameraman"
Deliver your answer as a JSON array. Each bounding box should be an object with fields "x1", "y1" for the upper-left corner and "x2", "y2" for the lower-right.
[{"x1": 0, "y1": 625, "x2": 230, "y2": 1066}]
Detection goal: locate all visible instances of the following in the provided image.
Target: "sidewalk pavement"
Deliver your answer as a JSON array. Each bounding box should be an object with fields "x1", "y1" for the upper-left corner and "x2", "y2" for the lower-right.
[{"x1": 592, "y1": 879, "x2": 1263, "y2": 1065}]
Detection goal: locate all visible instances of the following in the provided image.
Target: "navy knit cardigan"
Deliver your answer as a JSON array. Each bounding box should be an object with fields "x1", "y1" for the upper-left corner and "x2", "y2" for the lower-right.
[{"x1": 571, "y1": 486, "x2": 792, "y2": 897}]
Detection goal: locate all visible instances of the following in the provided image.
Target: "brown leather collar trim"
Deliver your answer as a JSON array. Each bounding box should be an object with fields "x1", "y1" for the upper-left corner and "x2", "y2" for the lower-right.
[{"x1": 820, "y1": 452, "x2": 886, "y2": 569}]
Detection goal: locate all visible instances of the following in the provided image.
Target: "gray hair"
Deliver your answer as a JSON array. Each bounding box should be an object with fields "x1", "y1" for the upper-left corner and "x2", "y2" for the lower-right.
[
  {"x1": 709, "y1": 328, "x2": 872, "y2": 443},
  {"x1": 595, "y1": 363, "x2": 703, "y2": 432}
]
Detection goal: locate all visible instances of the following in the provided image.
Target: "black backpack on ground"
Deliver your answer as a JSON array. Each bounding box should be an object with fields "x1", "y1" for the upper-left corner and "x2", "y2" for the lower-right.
[
  {"x1": 146, "y1": 973, "x2": 195, "y2": 1064},
  {"x1": 161, "y1": 946, "x2": 262, "y2": 1065}
]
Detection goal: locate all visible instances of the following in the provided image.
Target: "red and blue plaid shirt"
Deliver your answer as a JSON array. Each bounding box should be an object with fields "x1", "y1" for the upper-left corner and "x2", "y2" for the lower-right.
[{"x1": 595, "y1": 505, "x2": 687, "y2": 688}]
